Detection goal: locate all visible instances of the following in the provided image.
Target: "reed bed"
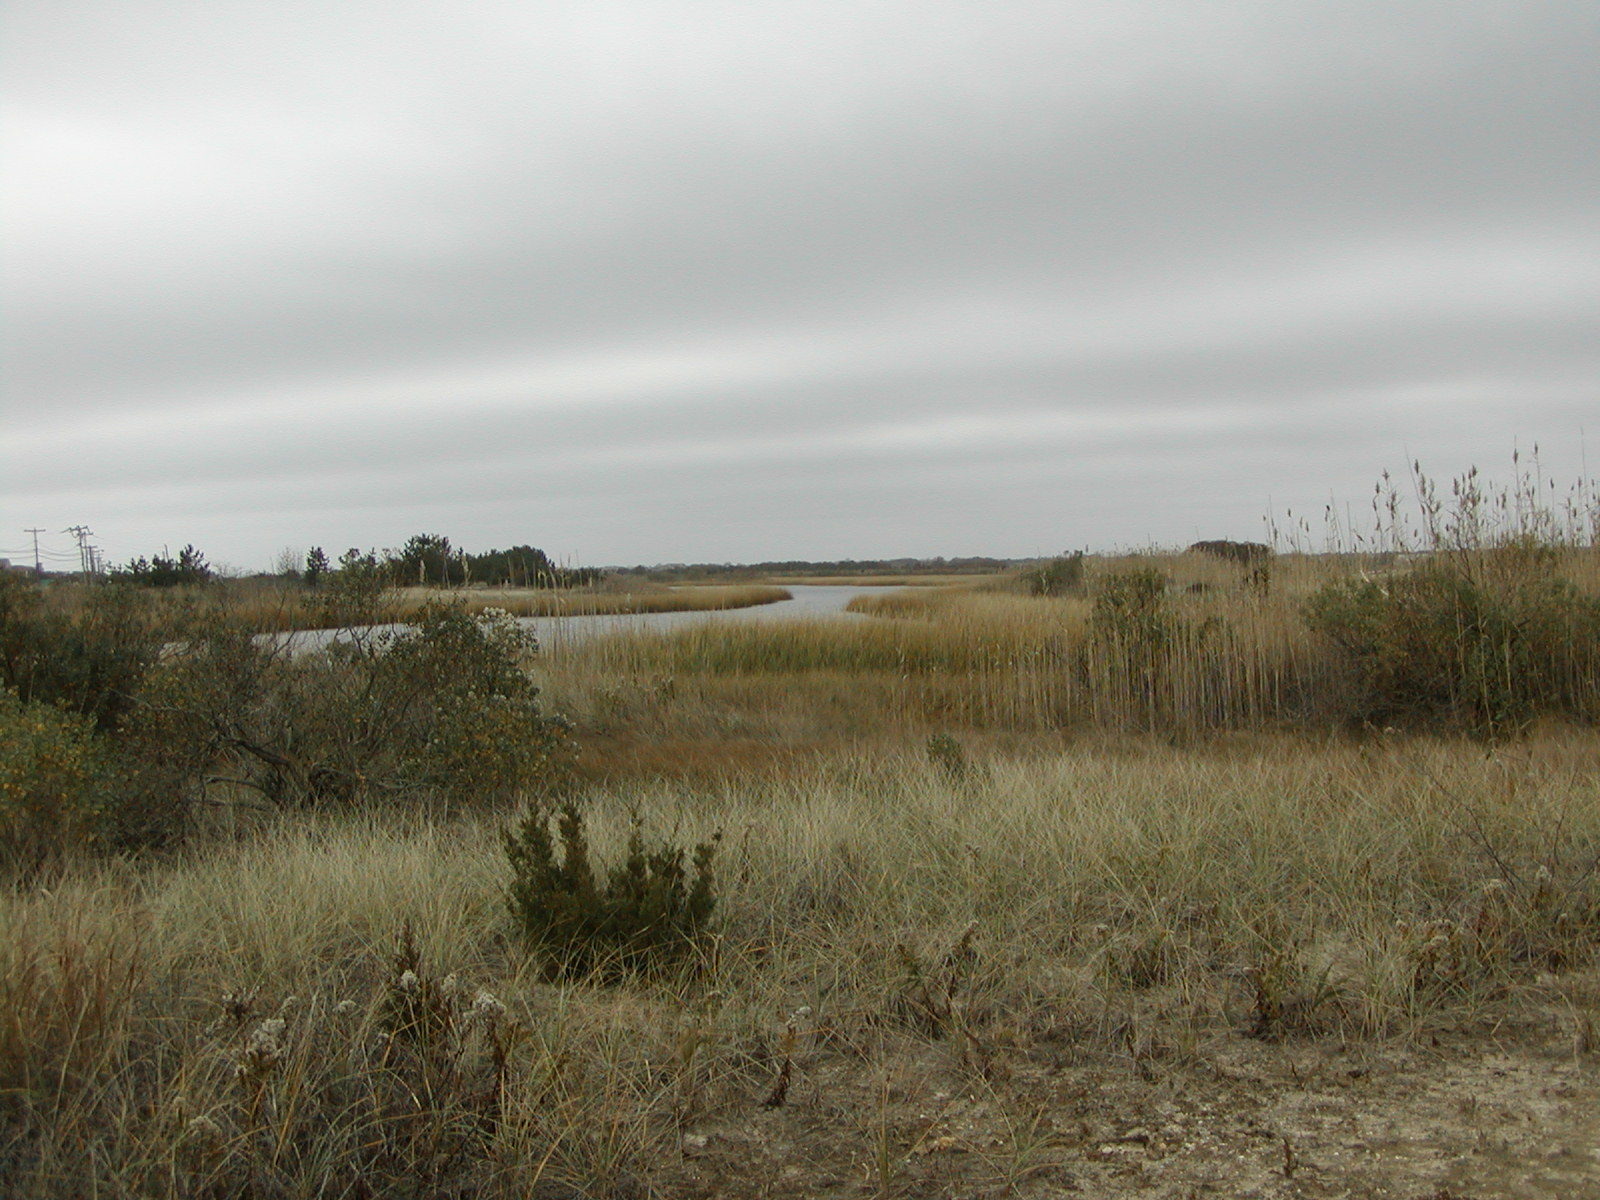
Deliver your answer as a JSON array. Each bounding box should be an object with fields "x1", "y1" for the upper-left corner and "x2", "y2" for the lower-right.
[
  {"x1": 421, "y1": 583, "x2": 793, "y2": 619},
  {"x1": 549, "y1": 569, "x2": 1315, "y2": 737}
]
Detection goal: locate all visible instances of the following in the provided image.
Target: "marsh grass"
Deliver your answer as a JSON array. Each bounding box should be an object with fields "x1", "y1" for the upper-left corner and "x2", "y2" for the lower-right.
[
  {"x1": 551, "y1": 562, "x2": 1319, "y2": 739},
  {"x1": 550, "y1": 512, "x2": 1596, "y2": 743}
]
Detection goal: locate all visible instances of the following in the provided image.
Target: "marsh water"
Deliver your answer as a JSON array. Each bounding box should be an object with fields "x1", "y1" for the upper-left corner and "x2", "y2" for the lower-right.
[{"x1": 275, "y1": 584, "x2": 905, "y2": 655}]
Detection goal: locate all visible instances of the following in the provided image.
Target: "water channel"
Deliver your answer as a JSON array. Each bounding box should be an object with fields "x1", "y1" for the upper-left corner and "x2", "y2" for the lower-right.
[{"x1": 276, "y1": 584, "x2": 906, "y2": 655}]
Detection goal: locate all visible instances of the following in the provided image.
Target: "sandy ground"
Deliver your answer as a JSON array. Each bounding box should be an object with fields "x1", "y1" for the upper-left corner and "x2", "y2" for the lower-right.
[{"x1": 652, "y1": 1005, "x2": 1600, "y2": 1199}]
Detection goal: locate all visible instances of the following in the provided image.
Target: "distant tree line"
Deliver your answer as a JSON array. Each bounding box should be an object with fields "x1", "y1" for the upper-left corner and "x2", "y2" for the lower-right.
[
  {"x1": 114, "y1": 545, "x2": 213, "y2": 587},
  {"x1": 358, "y1": 534, "x2": 601, "y2": 588},
  {"x1": 115, "y1": 534, "x2": 600, "y2": 590},
  {"x1": 615, "y1": 556, "x2": 1013, "y2": 582}
]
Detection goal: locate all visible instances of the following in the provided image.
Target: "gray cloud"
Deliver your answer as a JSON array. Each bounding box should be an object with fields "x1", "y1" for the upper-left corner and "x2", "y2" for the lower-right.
[{"x1": 3, "y1": 1, "x2": 1596, "y2": 568}]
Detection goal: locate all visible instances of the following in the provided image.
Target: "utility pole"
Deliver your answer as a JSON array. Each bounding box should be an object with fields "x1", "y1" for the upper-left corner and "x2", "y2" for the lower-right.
[
  {"x1": 24, "y1": 528, "x2": 44, "y2": 577},
  {"x1": 63, "y1": 525, "x2": 95, "y2": 580}
]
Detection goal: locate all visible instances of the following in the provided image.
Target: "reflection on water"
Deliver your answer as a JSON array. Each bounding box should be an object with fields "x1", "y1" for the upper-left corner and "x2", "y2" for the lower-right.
[{"x1": 276, "y1": 585, "x2": 906, "y2": 656}]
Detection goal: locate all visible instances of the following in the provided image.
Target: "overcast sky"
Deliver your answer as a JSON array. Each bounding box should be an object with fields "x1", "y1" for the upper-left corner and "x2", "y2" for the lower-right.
[{"x1": 3, "y1": 2, "x2": 1596, "y2": 572}]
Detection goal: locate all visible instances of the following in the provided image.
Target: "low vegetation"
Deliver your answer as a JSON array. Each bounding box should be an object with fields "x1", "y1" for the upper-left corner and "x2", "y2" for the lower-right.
[{"x1": 3, "y1": 461, "x2": 1599, "y2": 1197}]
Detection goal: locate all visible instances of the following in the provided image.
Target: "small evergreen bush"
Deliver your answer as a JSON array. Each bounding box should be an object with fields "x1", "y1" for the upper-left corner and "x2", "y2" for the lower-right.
[
  {"x1": 925, "y1": 732, "x2": 968, "y2": 782},
  {"x1": 504, "y1": 801, "x2": 719, "y2": 979}
]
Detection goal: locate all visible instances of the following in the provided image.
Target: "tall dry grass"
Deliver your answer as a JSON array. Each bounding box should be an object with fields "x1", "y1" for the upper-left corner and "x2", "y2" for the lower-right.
[{"x1": 544, "y1": 557, "x2": 1300, "y2": 739}]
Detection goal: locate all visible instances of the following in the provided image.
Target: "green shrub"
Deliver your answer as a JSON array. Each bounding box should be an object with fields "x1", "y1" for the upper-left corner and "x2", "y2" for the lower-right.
[
  {"x1": 0, "y1": 575, "x2": 160, "y2": 732},
  {"x1": 1305, "y1": 544, "x2": 1600, "y2": 736},
  {"x1": 121, "y1": 600, "x2": 570, "y2": 812},
  {"x1": 384, "y1": 602, "x2": 538, "y2": 703},
  {"x1": 0, "y1": 579, "x2": 202, "y2": 858},
  {"x1": 1090, "y1": 566, "x2": 1172, "y2": 647},
  {"x1": 308, "y1": 547, "x2": 392, "y2": 628},
  {"x1": 504, "y1": 801, "x2": 719, "y2": 979},
  {"x1": 0, "y1": 689, "x2": 113, "y2": 871},
  {"x1": 409, "y1": 687, "x2": 572, "y2": 811},
  {"x1": 1020, "y1": 552, "x2": 1085, "y2": 597},
  {"x1": 383, "y1": 603, "x2": 572, "y2": 808}
]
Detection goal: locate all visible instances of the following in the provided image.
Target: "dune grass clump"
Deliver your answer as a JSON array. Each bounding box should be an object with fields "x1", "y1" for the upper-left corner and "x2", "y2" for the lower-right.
[{"x1": 3, "y1": 734, "x2": 1600, "y2": 1196}]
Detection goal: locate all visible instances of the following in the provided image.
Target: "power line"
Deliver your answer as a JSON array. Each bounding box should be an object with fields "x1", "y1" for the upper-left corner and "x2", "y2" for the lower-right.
[{"x1": 0, "y1": 547, "x2": 77, "y2": 561}]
